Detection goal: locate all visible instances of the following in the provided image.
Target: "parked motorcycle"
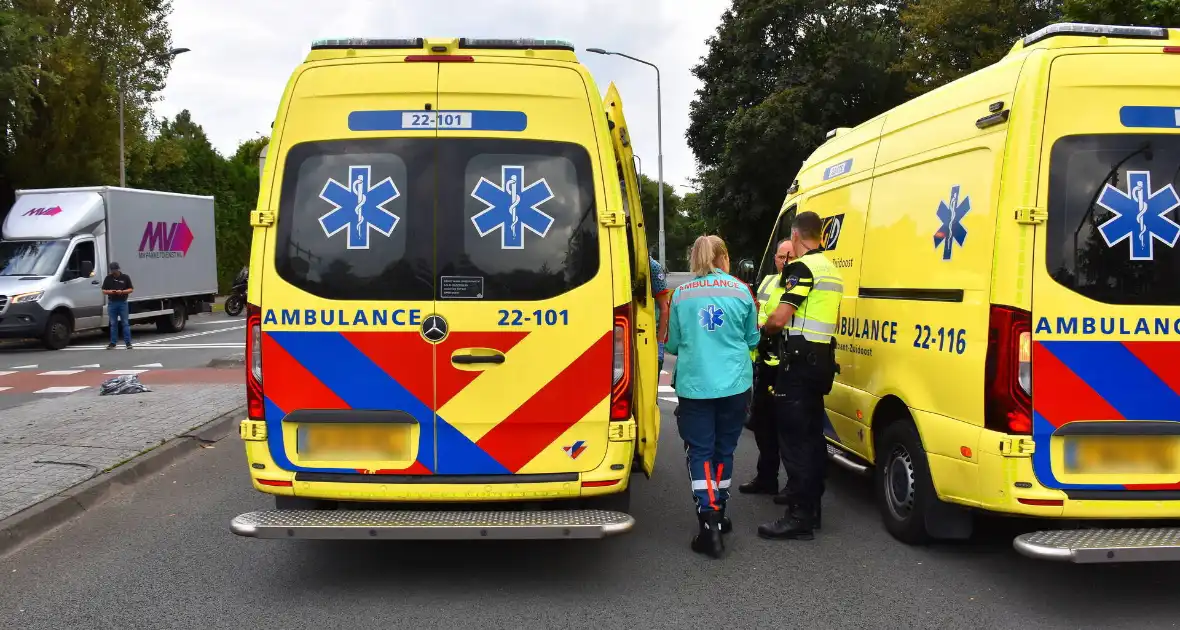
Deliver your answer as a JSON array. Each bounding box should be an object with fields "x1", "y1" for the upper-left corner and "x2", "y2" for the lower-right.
[{"x1": 224, "y1": 267, "x2": 248, "y2": 317}]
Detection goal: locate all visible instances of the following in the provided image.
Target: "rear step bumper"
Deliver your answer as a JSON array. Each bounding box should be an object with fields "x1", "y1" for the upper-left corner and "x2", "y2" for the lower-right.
[
  {"x1": 230, "y1": 509, "x2": 635, "y2": 540},
  {"x1": 1014, "y1": 528, "x2": 1180, "y2": 563}
]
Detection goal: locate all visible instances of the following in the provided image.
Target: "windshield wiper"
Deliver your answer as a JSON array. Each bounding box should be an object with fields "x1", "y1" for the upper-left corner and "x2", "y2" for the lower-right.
[{"x1": 1071, "y1": 143, "x2": 1153, "y2": 273}]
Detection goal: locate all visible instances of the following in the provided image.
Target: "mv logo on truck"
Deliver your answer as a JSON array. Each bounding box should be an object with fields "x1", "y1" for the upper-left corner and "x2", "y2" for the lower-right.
[
  {"x1": 139, "y1": 217, "x2": 195, "y2": 259},
  {"x1": 23, "y1": 206, "x2": 62, "y2": 217}
]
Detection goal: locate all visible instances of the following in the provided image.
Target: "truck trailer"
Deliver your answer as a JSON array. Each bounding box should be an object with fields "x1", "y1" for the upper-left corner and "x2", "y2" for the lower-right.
[{"x1": 0, "y1": 187, "x2": 218, "y2": 349}]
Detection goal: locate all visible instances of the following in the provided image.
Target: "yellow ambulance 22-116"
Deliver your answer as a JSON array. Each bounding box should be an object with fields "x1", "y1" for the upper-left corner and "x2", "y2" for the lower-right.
[
  {"x1": 230, "y1": 37, "x2": 662, "y2": 541},
  {"x1": 754, "y1": 24, "x2": 1180, "y2": 563}
]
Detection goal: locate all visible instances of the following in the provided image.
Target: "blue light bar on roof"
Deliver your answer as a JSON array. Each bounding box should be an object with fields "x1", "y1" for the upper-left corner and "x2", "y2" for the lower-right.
[
  {"x1": 1023, "y1": 23, "x2": 1168, "y2": 46},
  {"x1": 310, "y1": 38, "x2": 424, "y2": 50},
  {"x1": 458, "y1": 38, "x2": 574, "y2": 51}
]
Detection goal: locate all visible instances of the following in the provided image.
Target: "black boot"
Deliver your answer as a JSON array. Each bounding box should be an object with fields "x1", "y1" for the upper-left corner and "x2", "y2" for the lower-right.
[
  {"x1": 719, "y1": 505, "x2": 733, "y2": 534},
  {"x1": 691, "y1": 511, "x2": 724, "y2": 558},
  {"x1": 738, "y1": 478, "x2": 778, "y2": 495},
  {"x1": 757, "y1": 504, "x2": 816, "y2": 541}
]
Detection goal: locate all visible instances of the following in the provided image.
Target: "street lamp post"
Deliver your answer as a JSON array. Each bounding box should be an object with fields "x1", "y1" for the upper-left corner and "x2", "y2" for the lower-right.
[
  {"x1": 119, "y1": 47, "x2": 190, "y2": 187},
  {"x1": 586, "y1": 47, "x2": 665, "y2": 269}
]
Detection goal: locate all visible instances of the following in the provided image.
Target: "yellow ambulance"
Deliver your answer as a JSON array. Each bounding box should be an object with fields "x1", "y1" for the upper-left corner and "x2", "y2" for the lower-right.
[
  {"x1": 230, "y1": 37, "x2": 662, "y2": 541},
  {"x1": 749, "y1": 24, "x2": 1180, "y2": 562}
]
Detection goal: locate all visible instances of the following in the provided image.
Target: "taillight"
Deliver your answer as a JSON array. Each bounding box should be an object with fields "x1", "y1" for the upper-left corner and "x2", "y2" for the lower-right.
[
  {"x1": 985, "y1": 305, "x2": 1032, "y2": 434},
  {"x1": 610, "y1": 304, "x2": 633, "y2": 420},
  {"x1": 246, "y1": 303, "x2": 264, "y2": 420}
]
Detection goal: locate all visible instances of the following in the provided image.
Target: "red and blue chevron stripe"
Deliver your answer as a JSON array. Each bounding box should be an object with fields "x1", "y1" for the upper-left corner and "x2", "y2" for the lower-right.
[
  {"x1": 261, "y1": 329, "x2": 611, "y2": 476},
  {"x1": 1032, "y1": 340, "x2": 1180, "y2": 490}
]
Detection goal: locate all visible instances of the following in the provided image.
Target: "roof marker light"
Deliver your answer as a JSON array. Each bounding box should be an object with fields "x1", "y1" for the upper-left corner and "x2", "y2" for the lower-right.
[
  {"x1": 1022, "y1": 23, "x2": 1168, "y2": 47},
  {"x1": 458, "y1": 38, "x2": 575, "y2": 51},
  {"x1": 311, "y1": 38, "x2": 423, "y2": 50}
]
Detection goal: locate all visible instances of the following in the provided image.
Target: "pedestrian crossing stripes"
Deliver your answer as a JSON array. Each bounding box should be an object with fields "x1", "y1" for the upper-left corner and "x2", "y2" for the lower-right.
[{"x1": 33, "y1": 386, "x2": 89, "y2": 394}]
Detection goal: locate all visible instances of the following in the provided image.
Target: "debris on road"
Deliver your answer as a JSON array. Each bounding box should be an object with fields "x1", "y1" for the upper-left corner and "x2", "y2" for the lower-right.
[{"x1": 98, "y1": 374, "x2": 152, "y2": 396}]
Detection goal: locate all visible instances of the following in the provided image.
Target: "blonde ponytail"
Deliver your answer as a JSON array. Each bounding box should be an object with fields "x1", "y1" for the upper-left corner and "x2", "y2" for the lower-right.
[{"x1": 689, "y1": 235, "x2": 729, "y2": 277}]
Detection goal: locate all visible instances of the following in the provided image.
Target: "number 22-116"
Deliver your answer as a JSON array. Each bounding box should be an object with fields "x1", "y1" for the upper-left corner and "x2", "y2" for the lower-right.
[{"x1": 913, "y1": 325, "x2": 967, "y2": 354}]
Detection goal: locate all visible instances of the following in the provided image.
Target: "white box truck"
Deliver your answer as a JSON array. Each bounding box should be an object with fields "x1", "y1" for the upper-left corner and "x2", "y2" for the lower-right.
[{"x1": 0, "y1": 187, "x2": 218, "y2": 349}]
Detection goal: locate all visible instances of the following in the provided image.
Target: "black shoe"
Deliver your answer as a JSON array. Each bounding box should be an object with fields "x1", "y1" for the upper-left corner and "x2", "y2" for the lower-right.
[
  {"x1": 719, "y1": 506, "x2": 733, "y2": 534},
  {"x1": 125, "y1": 343, "x2": 133, "y2": 349},
  {"x1": 757, "y1": 505, "x2": 816, "y2": 541},
  {"x1": 738, "y1": 479, "x2": 778, "y2": 495},
  {"x1": 106, "y1": 343, "x2": 116, "y2": 350},
  {"x1": 773, "y1": 488, "x2": 790, "y2": 505},
  {"x1": 691, "y1": 511, "x2": 724, "y2": 558}
]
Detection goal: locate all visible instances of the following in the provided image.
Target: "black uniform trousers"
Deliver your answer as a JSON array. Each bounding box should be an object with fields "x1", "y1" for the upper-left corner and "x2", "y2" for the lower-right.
[
  {"x1": 774, "y1": 340, "x2": 834, "y2": 511},
  {"x1": 750, "y1": 361, "x2": 781, "y2": 483}
]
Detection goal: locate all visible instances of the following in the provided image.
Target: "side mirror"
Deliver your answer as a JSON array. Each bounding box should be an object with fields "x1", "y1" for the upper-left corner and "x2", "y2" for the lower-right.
[
  {"x1": 80, "y1": 261, "x2": 94, "y2": 278},
  {"x1": 737, "y1": 259, "x2": 756, "y2": 284}
]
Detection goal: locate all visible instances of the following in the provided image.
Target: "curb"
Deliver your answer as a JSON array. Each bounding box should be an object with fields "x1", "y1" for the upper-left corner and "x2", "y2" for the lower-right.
[{"x1": 0, "y1": 405, "x2": 244, "y2": 559}]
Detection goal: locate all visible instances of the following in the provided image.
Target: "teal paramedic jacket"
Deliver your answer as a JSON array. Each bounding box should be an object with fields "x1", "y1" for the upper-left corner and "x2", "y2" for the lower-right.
[{"x1": 665, "y1": 268, "x2": 761, "y2": 400}]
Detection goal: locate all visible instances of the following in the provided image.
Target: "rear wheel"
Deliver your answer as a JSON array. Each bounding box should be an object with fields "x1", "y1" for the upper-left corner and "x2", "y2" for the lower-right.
[
  {"x1": 41, "y1": 313, "x2": 71, "y2": 350},
  {"x1": 224, "y1": 294, "x2": 244, "y2": 317},
  {"x1": 876, "y1": 420, "x2": 935, "y2": 545},
  {"x1": 157, "y1": 301, "x2": 187, "y2": 333}
]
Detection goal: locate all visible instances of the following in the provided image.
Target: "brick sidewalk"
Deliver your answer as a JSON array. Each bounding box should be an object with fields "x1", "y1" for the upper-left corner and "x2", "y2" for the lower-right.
[{"x1": 0, "y1": 384, "x2": 244, "y2": 522}]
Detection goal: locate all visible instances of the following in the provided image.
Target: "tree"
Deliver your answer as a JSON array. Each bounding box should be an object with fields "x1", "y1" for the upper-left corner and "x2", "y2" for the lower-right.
[
  {"x1": 1062, "y1": 0, "x2": 1180, "y2": 25},
  {"x1": 2, "y1": 0, "x2": 173, "y2": 210},
  {"x1": 687, "y1": 0, "x2": 910, "y2": 259},
  {"x1": 895, "y1": 0, "x2": 1061, "y2": 95}
]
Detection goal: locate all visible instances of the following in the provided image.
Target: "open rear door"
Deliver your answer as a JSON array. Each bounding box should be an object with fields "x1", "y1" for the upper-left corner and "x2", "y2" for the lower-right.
[{"x1": 604, "y1": 83, "x2": 659, "y2": 476}]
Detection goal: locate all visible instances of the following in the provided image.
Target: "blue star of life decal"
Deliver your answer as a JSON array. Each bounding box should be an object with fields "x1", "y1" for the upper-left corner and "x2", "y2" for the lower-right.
[
  {"x1": 470, "y1": 165, "x2": 555, "y2": 250},
  {"x1": 318, "y1": 165, "x2": 401, "y2": 250},
  {"x1": 933, "y1": 185, "x2": 971, "y2": 261},
  {"x1": 699, "y1": 304, "x2": 725, "y2": 331},
  {"x1": 1096, "y1": 170, "x2": 1180, "y2": 261}
]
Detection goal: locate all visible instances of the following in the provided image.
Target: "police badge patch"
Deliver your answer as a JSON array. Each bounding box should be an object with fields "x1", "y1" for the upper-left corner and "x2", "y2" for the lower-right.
[{"x1": 783, "y1": 275, "x2": 799, "y2": 290}]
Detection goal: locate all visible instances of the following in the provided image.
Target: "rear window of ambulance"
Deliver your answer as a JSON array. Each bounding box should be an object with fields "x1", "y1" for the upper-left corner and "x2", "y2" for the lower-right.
[
  {"x1": 275, "y1": 139, "x2": 433, "y2": 301},
  {"x1": 273, "y1": 138, "x2": 599, "y2": 302},
  {"x1": 436, "y1": 138, "x2": 599, "y2": 301},
  {"x1": 1046, "y1": 134, "x2": 1180, "y2": 305}
]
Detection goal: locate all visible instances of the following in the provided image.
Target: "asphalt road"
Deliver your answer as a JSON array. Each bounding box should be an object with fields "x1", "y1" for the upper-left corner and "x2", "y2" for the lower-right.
[
  {"x1": 2, "y1": 399, "x2": 1179, "y2": 630},
  {"x1": 0, "y1": 312, "x2": 245, "y2": 409}
]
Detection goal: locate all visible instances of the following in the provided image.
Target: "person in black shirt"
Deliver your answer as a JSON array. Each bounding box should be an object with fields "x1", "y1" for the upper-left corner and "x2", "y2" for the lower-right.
[{"x1": 102, "y1": 262, "x2": 134, "y2": 349}]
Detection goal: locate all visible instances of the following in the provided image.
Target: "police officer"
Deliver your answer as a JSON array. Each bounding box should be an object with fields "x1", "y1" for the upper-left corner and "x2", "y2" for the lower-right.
[
  {"x1": 757, "y1": 211, "x2": 843, "y2": 541},
  {"x1": 738, "y1": 239, "x2": 794, "y2": 500}
]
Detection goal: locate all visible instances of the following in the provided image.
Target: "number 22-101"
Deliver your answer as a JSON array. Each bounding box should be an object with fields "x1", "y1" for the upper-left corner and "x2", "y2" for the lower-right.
[{"x1": 913, "y1": 325, "x2": 967, "y2": 354}]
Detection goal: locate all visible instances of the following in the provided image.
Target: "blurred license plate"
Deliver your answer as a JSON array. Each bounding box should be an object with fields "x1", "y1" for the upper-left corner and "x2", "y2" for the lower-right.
[
  {"x1": 298, "y1": 424, "x2": 411, "y2": 462},
  {"x1": 1064, "y1": 436, "x2": 1178, "y2": 475}
]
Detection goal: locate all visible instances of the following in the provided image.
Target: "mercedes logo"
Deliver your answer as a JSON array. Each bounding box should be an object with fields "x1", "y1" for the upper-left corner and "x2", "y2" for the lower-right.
[{"x1": 420, "y1": 314, "x2": 449, "y2": 344}]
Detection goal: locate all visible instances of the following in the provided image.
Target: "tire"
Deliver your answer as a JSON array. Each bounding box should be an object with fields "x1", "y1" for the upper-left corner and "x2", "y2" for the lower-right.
[
  {"x1": 41, "y1": 313, "x2": 71, "y2": 350},
  {"x1": 875, "y1": 420, "x2": 936, "y2": 545},
  {"x1": 584, "y1": 487, "x2": 631, "y2": 513},
  {"x1": 275, "y1": 495, "x2": 336, "y2": 510},
  {"x1": 157, "y1": 301, "x2": 187, "y2": 333},
  {"x1": 224, "y1": 294, "x2": 244, "y2": 317}
]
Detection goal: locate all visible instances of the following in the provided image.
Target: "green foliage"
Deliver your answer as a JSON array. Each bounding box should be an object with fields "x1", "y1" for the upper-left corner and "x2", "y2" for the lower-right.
[
  {"x1": 1062, "y1": 0, "x2": 1180, "y2": 26},
  {"x1": 687, "y1": 0, "x2": 910, "y2": 260},
  {"x1": 128, "y1": 110, "x2": 264, "y2": 292},
  {"x1": 634, "y1": 174, "x2": 705, "y2": 271}
]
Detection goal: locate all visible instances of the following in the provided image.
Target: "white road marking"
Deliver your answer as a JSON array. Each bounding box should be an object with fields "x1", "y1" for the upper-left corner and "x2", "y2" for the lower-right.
[
  {"x1": 135, "y1": 363, "x2": 164, "y2": 368},
  {"x1": 659, "y1": 396, "x2": 679, "y2": 403},
  {"x1": 9, "y1": 364, "x2": 37, "y2": 369},
  {"x1": 0, "y1": 387, "x2": 10, "y2": 392},
  {"x1": 187, "y1": 319, "x2": 243, "y2": 327},
  {"x1": 66, "y1": 342, "x2": 245, "y2": 351},
  {"x1": 657, "y1": 385, "x2": 675, "y2": 393},
  {"x1": 0, "y1": 371, "x2": 15, "y2": 377},
  {"x1": 38, "y1": 370, "x2": 84, "y2": 376},
  {"x1": 137, "y1": 325, "x2": 245, "y2": 346},
  {"x1": 35, "y1": 386, "x2": 89, "y2": 394},
  {"x1": 105, "y1": 369, "x2": 148, "y2": 375},
  {"x1": 71, "y1": 364, "x2": 101, "y2": 369}
]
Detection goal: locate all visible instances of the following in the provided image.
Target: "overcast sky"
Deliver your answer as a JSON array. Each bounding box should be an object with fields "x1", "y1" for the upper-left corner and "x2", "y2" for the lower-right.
[{"x1": 155, "y1": 0, "x2": 726, "y2": 195}]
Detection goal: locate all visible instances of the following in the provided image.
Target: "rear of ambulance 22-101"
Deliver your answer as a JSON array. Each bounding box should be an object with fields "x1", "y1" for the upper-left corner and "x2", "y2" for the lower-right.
[
  {"x1": 231, "y1": 38, "x2": 639, "y2": 541},
  {"x1": 1003, "y1": 25, "x2": 1180, "y2": 563}
]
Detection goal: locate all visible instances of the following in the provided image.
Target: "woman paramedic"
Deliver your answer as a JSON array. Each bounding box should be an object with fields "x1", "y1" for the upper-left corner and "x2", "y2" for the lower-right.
[{"x1": 664, "y1": 235, "x2": 760, "y2": 559}]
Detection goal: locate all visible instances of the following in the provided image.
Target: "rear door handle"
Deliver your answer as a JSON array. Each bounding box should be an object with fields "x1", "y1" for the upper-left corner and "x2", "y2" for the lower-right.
[{"x1": 452, "y1": 355, "x2": 505, "y2": 365}]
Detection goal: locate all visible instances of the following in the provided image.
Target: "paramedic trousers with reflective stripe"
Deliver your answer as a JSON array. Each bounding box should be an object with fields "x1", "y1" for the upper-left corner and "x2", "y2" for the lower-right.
[{"x1": 676, "y1": 391, "x2": 749, "y2": 513}]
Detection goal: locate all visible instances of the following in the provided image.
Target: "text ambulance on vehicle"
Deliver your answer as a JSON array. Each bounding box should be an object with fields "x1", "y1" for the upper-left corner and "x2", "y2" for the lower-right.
[
  {"x1": 744, "y1": 24, "x2": 1180, "y2": 563},
  {"x1": 231, "y1": 37, "x2": 664, "y2": 540}
]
